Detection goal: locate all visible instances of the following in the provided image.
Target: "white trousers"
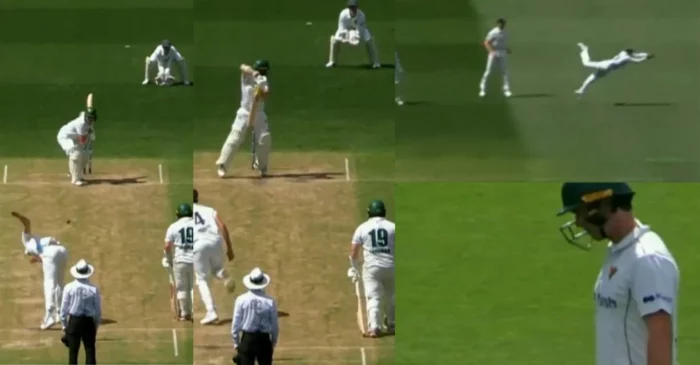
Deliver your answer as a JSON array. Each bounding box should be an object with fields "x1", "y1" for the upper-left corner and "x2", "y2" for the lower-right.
[
  {"x1": 56, "y1": 134, "x2": 77, "y2": 155},
  {"x1": 173, "y1": 261, "x2": 194, "y2": 316},
  {"x1": 193, "y1": 240, "x2": 224, "y2": 282},
  {"x1": 363, "y1": 266, "x2": 395, "y2": 331},
  {"x1": 216, "y1": 109, "x2": 271, "y2": 171},
  {"x1": 39, "y1": 246, "x2": 67, "y2": 316},
  {"x1": 479, "y1": 53, "x2": 510, "y2": 91}
]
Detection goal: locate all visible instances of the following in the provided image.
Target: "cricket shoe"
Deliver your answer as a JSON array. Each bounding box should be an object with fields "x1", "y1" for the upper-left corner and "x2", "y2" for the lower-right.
[
  {"x1": 216, "y1": 164, "x2": 226, "y2": 178},
  {"x1": 504, "y1": 90, "x2": 512, "y2": 98},
  {"x1": 479, "y1": 90, "x2": 486, "y2": 97},
  {"x1": 72, "y1": 180, "x2": 86, "y2": 187},
  {"x1": 40, "y1": 316, "x2": 57, "y2": 330},
  {"x1": 395, "y1": 97, "x2": 404, "y2": 106},
  {"x1": 325, "y1": 61, "x2": 335, "y2": 68},
  {"x1": 141, "y1": 79, "x2": 150, "y2": 85},
  {"x1": 179, "y1": 315, "x2": 193, "y2": 322},
  {"x1": 364, "y1": 328, "x2": 382, "y2": 338},
  {"x1": 372, "y1": 63, "x2": 381, "y2": 69},
  {"x1": 577, "y1": 42, "x2": 588, "y2": 52},
  {"x1": 200, "y1": 312, "x2": 218, "y2": 325},
  {"x1": 574, "y1": 89, "x2": 584, "y2": 98}
]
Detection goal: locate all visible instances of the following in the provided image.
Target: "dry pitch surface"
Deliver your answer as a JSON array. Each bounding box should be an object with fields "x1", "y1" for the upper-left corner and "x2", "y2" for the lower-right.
[
  {"x1": 193, "y1": 152, "x2": 394, "y2": 364},
  {"x1": 0, "y1": 158, "x2": 191, "y2": 364}
]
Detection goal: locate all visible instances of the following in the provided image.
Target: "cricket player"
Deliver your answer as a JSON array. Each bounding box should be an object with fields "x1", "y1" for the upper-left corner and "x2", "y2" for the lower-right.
[
  {"x1": 11, "y1": 211, "x2": 68, "y2": 330},
  {"x1": 479, "y1": 18, "x2": 512, "y2": 98},
  {"x1": 557, "y1": 182, "x2": 679, "y2": 365},
  {"x1": 216, "y1": 60, "x2": 271, "y2": 178},
  {"x1": 348, "y1": 200, "x2": 395, "y2": 337},
  {"x1": 163, "y1": 203, "x2": 195, "y2": 322},
  {"x1": 395, "y1": 51, "x2": 404, "y2": 106},
  {"x1": 193, "y1": 189, "x2": 236, "y2": 325},
  {"x1": 142, "y1": 40, "x2": 192, "y2": 86},
  {"x1": 57, "y1": 107, "x2": 96, "y2": 186},
  {"x1": 326, "y1": 0, "x2": 380, "y2": 69},
  {"x1": 575, "y1": 43, "x2": 654, "y2": 96}
]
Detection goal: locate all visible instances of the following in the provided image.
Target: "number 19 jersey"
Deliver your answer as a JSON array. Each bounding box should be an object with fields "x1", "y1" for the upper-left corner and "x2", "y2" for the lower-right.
[
  {"x1": 165, "y1": 217, "x2": 195, "y2": 264},
  {"x1": 352, "y1": 217, "x2": 395, "y2": 269}
]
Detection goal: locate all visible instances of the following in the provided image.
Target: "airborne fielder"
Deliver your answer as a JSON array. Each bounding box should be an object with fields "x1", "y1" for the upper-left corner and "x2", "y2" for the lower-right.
[
  {"x1": 193, "y1": 189, "x2": 236, "y2": 325},
  {"x1": 216, "y1": 60, "x2": 271, "y2": 178},
  {"x1": 163, "y1": 204, "x2": 196, "y2": 321},
  {"x1": 326, "y1": 0, "x2": 380, "y2": 69},
  {"x1": 479, "y1": 18, "x2": 512, "y2": 98},
  {"x1": 143, "y1": 40, "x2": 192, "y2": 86},
  {"x1": 11, "y1": 211, "x2": 68, "y2": 330},
  {"x1": 575, "y1": 43, "x2": 654, "y2": 96},
  {"x1": 348, "y1": 200, "x2": 395, "y2": 337},
  {"x1": 56, "y1": 105, "x2": 96, "y2": 186}
]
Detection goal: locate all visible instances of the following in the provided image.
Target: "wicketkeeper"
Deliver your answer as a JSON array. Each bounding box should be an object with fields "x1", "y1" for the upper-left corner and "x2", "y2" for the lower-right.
[
  {"x1": 143, "y1": 40, "x2": 192, "y2": 86},
  {"x1": 326, "y1": 0, "x2": 380, "y2": 68},
  {"x1": 163, "y1": 203, "x2": 196, "y2": 321}
]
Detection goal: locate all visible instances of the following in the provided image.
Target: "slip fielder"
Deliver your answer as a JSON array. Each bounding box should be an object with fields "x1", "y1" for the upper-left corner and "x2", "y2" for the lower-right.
[
  {"x1": 193, "y1": 189, "x2": 236, "y2": 325},
  {"x1": 479, "y1": 18, "x2": 512, "y2": 98},
  {"x1": 326, "y1": 0, "x2": 380, "y2": 69},
  {"x1": 56, "y1": 94, "x2": 96, "y2": 186},
  {"x1": 11, "y1": 211, "x2": 68, "y2": 330},
  {"x1": 216, "y1": 60, "x2": 272, "y2": 178},
  {"x1": 163, "y1": 204, "x2": 195, "y2": 322},
  {"x1": 348, "y1": 200, "x2": 395, "y2": 337},
  {"x1": 142, "y1": 40, "x2": 192, "y2": 86}
]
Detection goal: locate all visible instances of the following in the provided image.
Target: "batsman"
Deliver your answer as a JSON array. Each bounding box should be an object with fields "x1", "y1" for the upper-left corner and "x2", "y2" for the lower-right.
[
  {"x1": 56, "y1": 93, "x2": 96, "y2": 186},
  {"x1": 163, "y1": 203, "x2": 195, "y2": 321},
  {"x1": 216, "y1": 60, "x2": 272, "y2": 178}
]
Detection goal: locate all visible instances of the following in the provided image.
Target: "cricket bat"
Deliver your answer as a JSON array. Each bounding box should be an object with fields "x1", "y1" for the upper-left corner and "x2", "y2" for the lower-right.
[
  {"x1": 168, "y1": 270, "x2": 180, "y2": 320},
  {"x1": 349, "y1": 256, "x2": 367, "y2": 335},
  {"x1": 249, "y1": 86, "x2": 261, "y2": 169},
  {"x1": 84, "y1": 93, "x2": 94, "y2": 174}
]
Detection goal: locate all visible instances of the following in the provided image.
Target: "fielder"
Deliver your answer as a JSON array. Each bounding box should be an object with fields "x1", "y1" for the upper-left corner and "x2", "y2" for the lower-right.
[
  {"x1": 142, "y1": 40, "x2": 192, "y2": 86},
  {"x1": 326, "y1": 0, "x2": 380, "y2": 69},
  {"x1": 557, "y1": 183, "x2": 679, "y2": 365},
  {"x1": 57, "y1": 103, "x2": 96, "y2": 186},
  {"x1": 479, "y1": 18, "x2": 512, "y2": 98},
  {"x1": 216, "y1": 60, "x2": 271, "y2": 178},
  {"x1": 11, "y1": 211, "x2": 68, "y2": 330},
  {"x1": 193, "y1": 189, "x2": 236, "y2": 325},
  {"x1": 348, "y1": 200, "x2": 395, "y2": 337},
  {"x1": 163, "y1": 204, "x2": 195, "y2": 322},
  {"x1": 575, "y1": 43, "x2": 654, "y2": 96},
  {"x1": 395, "y1": 51, "x2": 404, "y2": 106}
]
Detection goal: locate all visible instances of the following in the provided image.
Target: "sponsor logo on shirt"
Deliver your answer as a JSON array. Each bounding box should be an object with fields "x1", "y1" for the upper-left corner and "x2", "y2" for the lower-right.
[
  {"x1": 642, "y1": 293, "x2": 673, "y2": 304},
  {"x1": 595, "y1": 292, "x2": 617, "y2": 309}
]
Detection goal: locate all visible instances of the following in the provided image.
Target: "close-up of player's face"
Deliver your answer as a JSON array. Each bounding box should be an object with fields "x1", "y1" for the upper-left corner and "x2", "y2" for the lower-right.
[{"x1": 574, "y1": 205, "x2": 608, "y2": 241}]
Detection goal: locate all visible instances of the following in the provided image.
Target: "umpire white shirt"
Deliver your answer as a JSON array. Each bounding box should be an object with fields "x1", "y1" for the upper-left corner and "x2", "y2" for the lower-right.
[
  {"x1": 60, "y1": 279, "x2": 102, "y2": 329},
  {"x1": 594, "y1": 220, "x2": 679, "y2": 365},
  {"x1": 231, "y1": 291, "x2": 279, "y2": 348}
]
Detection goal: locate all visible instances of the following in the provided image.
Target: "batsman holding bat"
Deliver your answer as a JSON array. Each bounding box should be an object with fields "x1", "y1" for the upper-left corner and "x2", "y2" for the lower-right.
[
  {"x1": 56, "y1": 93, "x2": 96, "y2": 186},
  {"x1": 163, "y1": 203, "x2": 196, "y2": 322},
  {"x1": 216, "y1": 60, "x2": 272, "y2": 178},
  {"x1": 348, "y1": 200, "x2": 395, "y2": 338}
]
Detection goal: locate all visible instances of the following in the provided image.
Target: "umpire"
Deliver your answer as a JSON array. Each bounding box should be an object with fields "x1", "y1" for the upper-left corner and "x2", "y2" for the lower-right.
[
  {"x1": 231, "y1": 267, "x2": 279, "y2": 365},
  {"x1": 60, "y1": 259, "x2": 102, "y2": 365}
]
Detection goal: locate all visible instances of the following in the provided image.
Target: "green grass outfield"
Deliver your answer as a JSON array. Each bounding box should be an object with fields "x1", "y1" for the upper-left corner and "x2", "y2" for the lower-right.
[{"x1": 396, "y1": 0, "x2": 700, "y2": 181}]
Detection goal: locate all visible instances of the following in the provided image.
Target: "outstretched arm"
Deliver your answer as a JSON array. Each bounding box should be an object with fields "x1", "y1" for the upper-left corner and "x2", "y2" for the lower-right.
[{"x1": 631, "y1": 52, "x2": 654, "y2": 62}]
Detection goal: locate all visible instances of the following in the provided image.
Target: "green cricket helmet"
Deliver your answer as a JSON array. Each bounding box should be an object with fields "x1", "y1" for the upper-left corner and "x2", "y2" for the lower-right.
[
  {"x1": 176, "y1": 203, "x2": 193, "y2": 218},
  {"x1": 253, "y1": 60, "x2": 270, "y2": 75},
  {"x1": 367, "y1": 200, "x2": 386, "y2": 218},
  {"x1": 84, "y1": 107, "x2": 97, "y2": 122},
  {"x1": 557, "y1": 182, "x2": 635, "y2": 250}
]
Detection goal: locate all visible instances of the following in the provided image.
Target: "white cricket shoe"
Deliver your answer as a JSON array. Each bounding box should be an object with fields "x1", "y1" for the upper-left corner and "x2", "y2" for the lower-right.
[
  {"x1": 72, "y1": 180, "x2": 86, "y2": 187},
  {"x1": 40, "y1": 316, "x2": 56, "y2": 330},
  {"x1": 325, "y1": 61, "x2": 335, "y2": 68},
  {"x1": 216, "y1": 165, "x2": 226, "y2": 178},
  {"x1": 142, "y1": 79, "x2": 150, "y2": 85},
  {"x1": 395, "y1": 97, "x2": 404, "y2": 106},
  {"x1": 479, "y1": 90, "x2": 486, "y2": 97},
  {"x1": 504, "y1": 90, "x2": 512, "y2": 98},
  {"x1": 574, "y1": 89, "x2": 584, "y2": 97},
  {"x1": 372, "y1": 63, "x2": 381, "y2": 69},
  {"x1": 200, "y1": 312, "x2": 218, "y2": 325},
  {"x1": 577, "y1": 42, "x2": 587, "y2": 51}
]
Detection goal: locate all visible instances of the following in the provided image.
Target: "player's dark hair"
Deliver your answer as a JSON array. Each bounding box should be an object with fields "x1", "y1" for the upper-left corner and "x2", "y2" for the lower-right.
[
  {"x1": 497, "y1": 18, "x2": 506, "y2": 26},
  {"x1": 193, "y1": 189, "x2": 199, "y2": 203},
  {"x1": 611, "y1": 194, "x2": 633, "y2": 212}
]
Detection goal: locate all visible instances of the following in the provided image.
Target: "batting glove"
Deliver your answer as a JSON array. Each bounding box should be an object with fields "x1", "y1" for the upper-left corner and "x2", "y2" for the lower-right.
[
  {"x1": 347, "y1": 268, "x2": 360, "y2": 283},
  {"x1": 162, "y1": 257, "x2": 171, "y2": 268}
]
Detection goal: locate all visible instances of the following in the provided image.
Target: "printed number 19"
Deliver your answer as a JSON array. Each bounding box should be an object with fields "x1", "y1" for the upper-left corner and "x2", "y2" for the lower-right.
[
  {"x1": 178, "y1": 227, "x2": 194, "y2": 252},
  {"x1": 369, "y1": 228, "x2": 389, "y2": 248}
]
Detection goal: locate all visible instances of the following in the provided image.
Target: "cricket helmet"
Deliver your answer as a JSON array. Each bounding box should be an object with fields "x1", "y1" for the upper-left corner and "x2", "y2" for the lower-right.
[
  {"x1": 253, "y1": 60, "x2": 270, "y2": 75},
  {"x1": 84, "y1": 107, "x2": 97, "y2": 122},
  {"x1": 348, "y1": 0, "x2": 359, "y2": 6},
  {"x1": 557, "y1": 182, "x2": 635, "y2": 250},
  {"x1": 367, "y1": 200, "x2": 386, "y2": 218},
  {"x1": 162, "y1": 39, "x2": 173, "y2": 49},
  {"x1": 176, "y1": 203, "x2": 193, "y2": 218}
]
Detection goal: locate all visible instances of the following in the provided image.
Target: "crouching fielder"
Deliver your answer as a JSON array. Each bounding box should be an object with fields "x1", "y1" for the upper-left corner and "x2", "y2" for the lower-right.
[
  {"x1": 326, "y1": 0, "x2": 380, "y2": 69},
  {"x1": 143, "y1": 40, "x2": 192, "y2": 86},
  {"x1": 575, "y1": 43, "x2": 654, "y2": 96},
  {"x1": 216, "y1": 60, "x2": 272, "y2": 178},
  {"x1": 348, "y1": 200, "x2": 395, "y2": 337},
  {"x1": 11, "y1": 211, "x2": 68, "y2": 330},
  {"x1": 164, "y1": 204, "x2": 195, "y2": 322},
  {"x1": 57, "y1": 104, "x2": 96, "y2": 186}
]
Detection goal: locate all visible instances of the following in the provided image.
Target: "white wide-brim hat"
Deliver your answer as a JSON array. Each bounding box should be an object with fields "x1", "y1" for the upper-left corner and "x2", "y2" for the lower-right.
[
  {"x1": 70, "y1": 259, "x2": 94, "y2": 279},
  {"x1": 243, "y1": 267, "x2": 271, "y2": 290}
]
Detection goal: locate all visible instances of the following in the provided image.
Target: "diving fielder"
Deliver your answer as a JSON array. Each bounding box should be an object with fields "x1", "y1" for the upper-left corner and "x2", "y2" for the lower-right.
[
  {"x1": 557, "y1": 182, "x2": 679, "y2": 365},
  {"x1": 479, "y1": 18, "x2": 512, "y2": 98},
  {"x1": 193, "y1": 189, "x2": 236, "y2": 325},
  {"x1": 575, "y1": 43, "x2": 654, "y2": 96},
  {"x1": 164, "y1": 204, "x2": 195, "y2": 321},
  {"x1": 216, "y1": 60, "x2": 271, "y2": 178},
  {"x1": 395, "y1": 51, "x2": 404, "y2": 106},
  {"x1": 142, "y1": 40, "x2": 192, "y2": 86},
  {"x1": 348, "y1": 200, "x2": 395, "y2": 337},
  {"x1": 326, "y1": 0, "x2": 380, "y2": 69},
  {"x1": 11, "y1": 211, "x2": 68, "y2": 330},
  {"x1": 57, "y1": 106, "x2": 96, "y2": 186}
]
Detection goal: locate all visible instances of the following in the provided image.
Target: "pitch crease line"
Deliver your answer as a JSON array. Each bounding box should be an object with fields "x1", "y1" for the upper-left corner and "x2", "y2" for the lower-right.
[{"x1": 172, "y1": 329, "x2": 178, "y2": 357}]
